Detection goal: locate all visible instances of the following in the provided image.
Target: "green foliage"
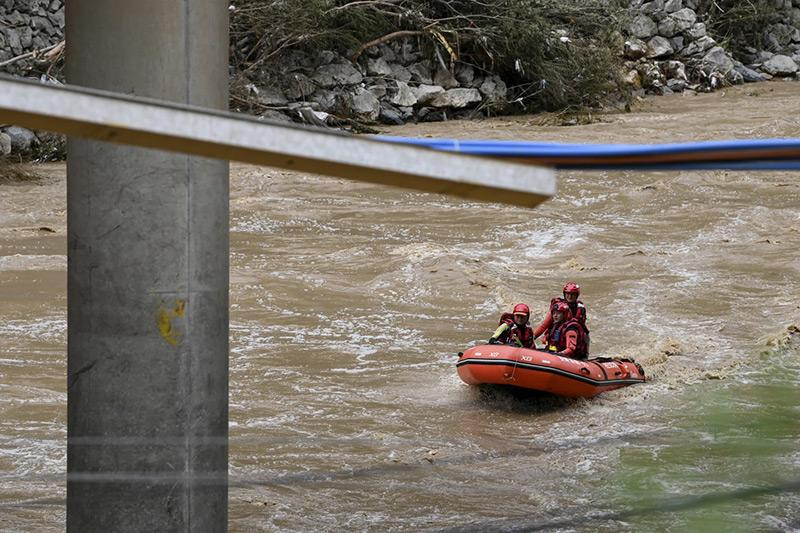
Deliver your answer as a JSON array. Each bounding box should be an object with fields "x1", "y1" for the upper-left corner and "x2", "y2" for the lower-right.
[{"x1": 230, "y1": 0, "x2": 628, "y2": 113}]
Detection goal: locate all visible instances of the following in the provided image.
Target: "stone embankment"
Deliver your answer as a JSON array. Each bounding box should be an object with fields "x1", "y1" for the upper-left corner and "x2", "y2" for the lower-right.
[
  {"x1": 624, "y1": 0, "x2": 800, "y2": 94},
  {"x1": 2, "y1": 0, "x2": 800, "y2": 159}
]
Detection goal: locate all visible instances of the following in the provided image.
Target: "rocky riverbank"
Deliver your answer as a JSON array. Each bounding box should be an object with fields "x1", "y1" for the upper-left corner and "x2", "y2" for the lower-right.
[{"x1": 2, "y1": 0, "x2": 800, "y2": 160}]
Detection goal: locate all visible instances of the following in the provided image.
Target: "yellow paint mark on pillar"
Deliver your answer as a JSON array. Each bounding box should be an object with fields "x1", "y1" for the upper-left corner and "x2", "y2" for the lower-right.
[{"x1": 157, "y1": 299, "x2": 186, "y2": 346}]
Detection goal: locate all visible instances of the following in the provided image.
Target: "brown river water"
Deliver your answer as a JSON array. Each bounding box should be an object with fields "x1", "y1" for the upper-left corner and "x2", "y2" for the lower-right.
[{"x1": 1, "y1": 82, "x2": 799, "y2": 531}]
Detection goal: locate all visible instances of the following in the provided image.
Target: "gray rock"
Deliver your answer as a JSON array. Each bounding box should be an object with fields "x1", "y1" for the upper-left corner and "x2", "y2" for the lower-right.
[
  {"x1": 259, "y1": 110, "x2": 293, "y2": 124},
  {"x1": 670, "y1": 8, "x2": 697, "y2": 32},
  {"x1": 317, "y1": 50, "x2": 338, "y2": 66},
  {"x1": 455, "y1": 64, "x2": 475, "y2": 85},
  {"x1": 310, "y1": 89, "x2": 338, "y2": 112},
  {"x1": 670, "y1": 36, "x2": 685, "y2": 52},
  {"x1": 478, "y1": 75, "x2": 508, "y2": 102},
  {"x1": 762, "y1": 54, "x2": 799, "y2": 75},
  {"x1": 630, "y1": 14, "x2": 658, "y2": 39},
  {"x1": 0, "y1": 132, "x2": 11, "y2": 156},
  {"x1": 665, "y1": 60, "x2": 687, "y2": 80},
  {"x1": 636, "y1": 62, "x2": 665, "y2": 87},
  {"x1": 734, "y1": 64, "x2": 767, "y2": 82},
  {"x1": 18, "y1": 25, "x2": 32, "y2": 49},
  {"x1": 5, "y1": 9, "x2": 24, "y2": 25},
  {"x1": 408, "y1": 61, "x2": 432, "y2": 84},
  {"x1": 666, "y1": 78, "x2": 688, "y2": 91},
  {"x1": 368, "y1": 82, "x2": 387, "y2": 99},
  {"x1": 701, "y1": 46, "x2": 735, "y2": 74},
  {"x1": 31, "y1": 15, "x2": 54, "y2": 35},
  {"x1": 658, "y1": 17, "x2": 680, "y2": 38},
  {"x1": 367, "y1": 57, "x2": 393, "y2": 77},
  {"x1": 257, "y1": 87, "x2": 288, "y2": 107},
  {"x1": 4, "y1": 28, "x2": 22, "y2": 55},
  {"x1": 682, "y1": 35, "x2": 716, "y2": 56},
  {"x1": 623, "y1": 69, "x2": 642, "y2": 89},
  {"x1": 684, "y1": 22, "x2": 706, "y2": 40},
  {"x1": 378, "y1": 103, "x2": 404, "y2": 125},
  {"x1": 390, "y1": 81, "x2": 417, "y2": 107},
  {"x1": 398, "y1": 106, "x2": 414, "y2": 119},
  {"x1": 50, "y1": 10, "x2": 64, "y2": 29},
  {"x1": 640, "y1": 0, "x2": 665, "y2": 15},
  {"x1": 684, "y1": 0, "x2": 699, "y2": 7},
  {"x1": 350, "y1": 87, "x2": 380, "y2": 122},
  {"x1": 664, "y1": 0, "x2": 682, "y2": 12},
  {"x1": 428, "y1": 88, "x2": 482, "y2": 108},
  {"x1": 412, "y1": 84, "x2": 445, "y2": 105},
  {"x1": 756, "y1": 50, "x2": 775, "y2": 63},
  {"x1": 433, "y1": 65, "x2": 459, "y2": 89},
  {"x1": 4, "y1": 126, "x2": 37, "y2": 153},
  {"x1": 646, "y1": 36, "x2": 674, "y2": 58},
  {"x1": 624, "y1": 38, "x2": 648, "y2": 59},
  {"x1": 312, "y1": 62, "x2": 363, "y2": 88},
  {"x1": 389, "y1": 63, "x2": 412, "y2": 83},
  {"x1": 48, "y1": 0, "x2": 61, "y2": 12},
  {"x1": 766, "y1": 23, "x2": 800, "y2": 47},
  {"x1": 282, "y1": 73, "x2": 316, "y2": 100}
]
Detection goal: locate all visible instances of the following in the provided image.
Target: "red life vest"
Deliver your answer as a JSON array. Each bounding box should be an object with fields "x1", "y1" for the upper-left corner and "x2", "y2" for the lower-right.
[
  {"x1": 497, "y1": 313, "x2": 534, "y2": 348},
  {"x1": 550, "y1": 297, "x2": 589, "y2": 330},
  {"x1": 545, "y1": 318, "x2": 588, "y2": 359}
]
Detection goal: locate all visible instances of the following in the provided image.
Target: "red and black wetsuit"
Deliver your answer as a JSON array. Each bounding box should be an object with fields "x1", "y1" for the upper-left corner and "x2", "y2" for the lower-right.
[
  {"x1": 534, "y1": 298, "x2": 589, "y2": 341},
  {"x1": 494, "y1": 312, "x2": 535, "y2": 348},
  {"x1": 545, "y1": 318, "x2": 588, "y2": 359}
]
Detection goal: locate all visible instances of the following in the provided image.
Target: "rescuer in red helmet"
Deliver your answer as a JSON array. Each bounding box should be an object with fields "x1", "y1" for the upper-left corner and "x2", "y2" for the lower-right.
[
  {"x1": 543, "y1": 301, "x2": 588, "y2": 359},
  {"x1": 488, "y1": 303, "x2": 535, "y2": 348},
  {"x1": 533, "y1": 281, "x2": 589, "y2": 353}
]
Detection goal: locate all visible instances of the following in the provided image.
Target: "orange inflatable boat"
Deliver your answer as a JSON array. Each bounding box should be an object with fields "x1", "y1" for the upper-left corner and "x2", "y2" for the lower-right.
[{"x1": 457, "y1": 345, "x2": 646, "y2": 398}]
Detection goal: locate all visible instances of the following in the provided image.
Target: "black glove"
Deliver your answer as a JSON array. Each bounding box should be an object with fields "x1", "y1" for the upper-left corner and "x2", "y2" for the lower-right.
[{"x1": 487, "y1": 337, "x2": 498, "y2": 345}]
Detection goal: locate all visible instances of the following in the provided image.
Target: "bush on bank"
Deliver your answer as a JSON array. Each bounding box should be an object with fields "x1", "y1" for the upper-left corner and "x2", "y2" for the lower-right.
[{"x1": 230, "y1": 0, "x2": 629, "y2": 113}]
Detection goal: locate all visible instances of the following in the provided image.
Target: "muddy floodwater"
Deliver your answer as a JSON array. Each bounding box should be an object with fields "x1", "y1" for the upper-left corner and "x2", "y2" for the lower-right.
[{"x1": 1, "y1": 83, "x2": 799, "y2": 531}]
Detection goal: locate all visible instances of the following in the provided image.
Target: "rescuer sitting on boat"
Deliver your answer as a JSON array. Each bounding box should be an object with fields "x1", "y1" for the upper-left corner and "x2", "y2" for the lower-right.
[
  {"x1": 533, "y1": 281, "x2": 587, "y2": 338},
  {"x1": 543, "y1": 301, "x2": 588, "y2": 359},
  {"x1": 487, "y1": 303, "x2": 535, "y2": 348}
]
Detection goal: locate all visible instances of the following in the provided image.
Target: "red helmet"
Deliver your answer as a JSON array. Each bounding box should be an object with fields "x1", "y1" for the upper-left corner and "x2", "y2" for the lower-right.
[
  {"x1": 513, "y1": 303, "x2": 530, "y2": 317},
  {"x1": 563, "y1": 281, "x2": 580, "y2": 296},
  {"x1": 552, "y1": 301, "x2": 572, "y2": 319}
]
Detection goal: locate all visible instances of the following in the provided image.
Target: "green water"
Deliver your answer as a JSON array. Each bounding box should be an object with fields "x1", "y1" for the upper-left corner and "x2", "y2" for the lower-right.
[{"x1": 605, "y1": 341, "x2": 800, "y2": 531}]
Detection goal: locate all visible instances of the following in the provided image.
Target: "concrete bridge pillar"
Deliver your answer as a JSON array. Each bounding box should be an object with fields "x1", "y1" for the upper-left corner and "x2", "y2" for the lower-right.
[{"x1": 65, "y1": 1, "x2": 229, "y2": 530}]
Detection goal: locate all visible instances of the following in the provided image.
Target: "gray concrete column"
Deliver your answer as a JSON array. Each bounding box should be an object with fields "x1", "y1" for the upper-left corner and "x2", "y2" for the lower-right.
[{"x1": 65, "y1": 1, "x2": 229, "y2": 531}]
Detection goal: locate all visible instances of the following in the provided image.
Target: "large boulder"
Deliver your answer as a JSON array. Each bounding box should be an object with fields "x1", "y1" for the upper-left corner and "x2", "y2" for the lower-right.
[
  {"x1": 389, "y1": 81, "x2": 418, "y2": 107},
  {"x1": 412, "y1": 84, "x2": 445, "y2": 106},
  {"x1": 428, "y1": 88, "x2": 482, "y2": 108},
  {"x1": 664, "y1": 0, "x2": 682, "y2": 12},
  {"x1": 433, "y1": 65, "x2": 459, "y2": 89},
  {"x1": 630, "y1": 14, "x2": 658, "y2": 39},
  {"x1": 646, "y1": 36, "x2": 674, "y2": 58},
  {"x1": 312, "y1": 62, "x2": 363, "y2": 88},
  {"x1": 701, "y1": 46, "x2": 735, "y2": 75},
  {"x1": 624, "y1": 38, "x2": 648, "y2": 59},
  {"x1": 282, "y1": 73, "x2": 316, "y2": 100},
  {"x1": 367, "y1": 57, "x2": 393, "y2": 77},
  {"x1": 4, "y1": 126, "x2": 37, "y2": 153},
  {"x1": 684, "y1": 22, "x2": 706, "y2": 40},
  {"x1": 682, "y1": 35, "x2": 715, "y2": 57},
  {"x1": 349, "y1": 87, "x2": 380, "y2": 122},
  {"x1": 761, "y1": 54, "x2": 799, "y2": 76},
  {"x1": 0, "y1": 133, "x2": 11, "y2": 156},
  {"x1": 734, "y1": 63, "x2": 767, "y2": 82},
  {"x1": 408, "y1": 61, "x2": 433, "y2": 84},
  {"x1": 390, "y1": 63, "x2": 413, "y2": 83}
]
